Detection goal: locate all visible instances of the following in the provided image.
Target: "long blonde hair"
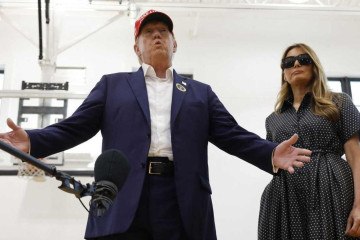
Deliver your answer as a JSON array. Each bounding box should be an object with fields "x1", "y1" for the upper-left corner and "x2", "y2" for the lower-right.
[{"x1": 275, "y1": 43, "x2": 339, "y2": 121}]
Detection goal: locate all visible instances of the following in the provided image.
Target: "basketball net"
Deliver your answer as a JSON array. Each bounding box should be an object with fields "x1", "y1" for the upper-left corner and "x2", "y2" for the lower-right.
[{"x1": 14, "y1": 157, "x2": 46, "y2": 182}]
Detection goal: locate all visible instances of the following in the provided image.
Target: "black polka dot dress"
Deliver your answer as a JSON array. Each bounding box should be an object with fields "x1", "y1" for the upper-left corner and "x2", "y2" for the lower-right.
[{"x1": 258, "y1": 92, "x2": 360, "y2": 240}]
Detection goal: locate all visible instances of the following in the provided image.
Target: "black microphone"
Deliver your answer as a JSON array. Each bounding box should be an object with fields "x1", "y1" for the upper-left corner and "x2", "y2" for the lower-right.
[{"x1": 90, "y1": 149, "x2": 130, "y2": 217}]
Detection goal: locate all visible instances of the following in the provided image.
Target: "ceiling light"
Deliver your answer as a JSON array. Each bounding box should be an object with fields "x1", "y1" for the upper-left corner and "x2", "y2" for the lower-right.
[{"x1": 288, "y1": 0, "x2": 310, "y2": 3}]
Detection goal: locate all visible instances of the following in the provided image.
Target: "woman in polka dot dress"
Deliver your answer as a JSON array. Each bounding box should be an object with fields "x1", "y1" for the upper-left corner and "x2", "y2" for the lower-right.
[{"x1": 258, "y1": 43, "x2": 360, "y2": 239}]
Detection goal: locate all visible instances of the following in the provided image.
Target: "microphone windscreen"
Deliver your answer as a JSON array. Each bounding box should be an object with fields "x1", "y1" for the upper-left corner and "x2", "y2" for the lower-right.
[{"x1": 94, "y1": 149, "x2": 130, "y2": 191}]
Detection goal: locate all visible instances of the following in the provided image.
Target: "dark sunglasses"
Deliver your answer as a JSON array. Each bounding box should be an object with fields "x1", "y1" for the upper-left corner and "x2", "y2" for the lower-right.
[{"x1": 281, "y1": 53, "x2": 313, "y2": 69}]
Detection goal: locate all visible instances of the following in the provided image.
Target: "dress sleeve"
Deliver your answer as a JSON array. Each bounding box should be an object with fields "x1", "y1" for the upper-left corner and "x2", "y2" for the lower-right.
[{"x1": 336, "y1": 93, "x2": 360, "y2": 144}]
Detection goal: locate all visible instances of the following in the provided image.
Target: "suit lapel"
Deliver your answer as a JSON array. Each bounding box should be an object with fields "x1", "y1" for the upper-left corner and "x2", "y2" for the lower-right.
[
  {"x1": 171, "y1": 70, "x2": 187, "y2": 125},
  {"x1": 128, "y1": 68, "x2": 151, "y2": 126}
]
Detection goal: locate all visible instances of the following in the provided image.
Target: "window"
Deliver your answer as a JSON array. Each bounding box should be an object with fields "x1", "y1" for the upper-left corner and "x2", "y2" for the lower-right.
[
  {"x1": 328, "y1": 77, "x2": 360, "y2": 111},
  {"x1": 350, "y1": 81, "x2": 360, "y2": 112}
]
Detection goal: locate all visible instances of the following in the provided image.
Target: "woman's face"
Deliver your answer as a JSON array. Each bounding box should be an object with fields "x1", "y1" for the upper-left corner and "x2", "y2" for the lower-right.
[{"x1": 283, "y1": 47, "x2": 314, "y2": 88}]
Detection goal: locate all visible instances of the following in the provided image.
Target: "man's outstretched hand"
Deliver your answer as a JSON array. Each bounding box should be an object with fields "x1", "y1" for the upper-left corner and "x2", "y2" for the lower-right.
[
  {"x1": 0, "y1": 118, "x2": 30, "y2": 153},
  {"x1": 273, "y1": 134, "x2": 312, "y2": 174}
]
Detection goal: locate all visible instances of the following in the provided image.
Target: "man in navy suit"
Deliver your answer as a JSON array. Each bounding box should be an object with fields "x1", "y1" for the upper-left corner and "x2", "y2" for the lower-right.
[{"x1": 0, "y1": 10, "x2": 311, "y2": 240}]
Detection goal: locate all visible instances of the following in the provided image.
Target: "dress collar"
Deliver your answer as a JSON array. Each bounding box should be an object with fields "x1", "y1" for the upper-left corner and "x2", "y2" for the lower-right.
[{"x1": 281, "y1": 92, "x2": 313, "y2": 112}]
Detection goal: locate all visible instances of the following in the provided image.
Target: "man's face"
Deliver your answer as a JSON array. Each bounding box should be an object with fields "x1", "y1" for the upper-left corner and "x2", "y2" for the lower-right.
[{"x1": 134, "y1": 21, "x2": 177, "y2": 66}]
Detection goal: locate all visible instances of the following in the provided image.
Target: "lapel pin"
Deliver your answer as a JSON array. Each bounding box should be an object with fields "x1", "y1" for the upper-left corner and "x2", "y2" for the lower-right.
[{"x1": 176, "y1": 83, "x2": 186, "y2": 92}]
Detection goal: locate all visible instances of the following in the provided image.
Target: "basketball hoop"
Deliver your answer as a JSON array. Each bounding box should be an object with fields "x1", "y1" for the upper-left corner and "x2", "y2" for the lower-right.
[{"x1": 15, "y1": 157, "x2": 46, "y2": 182}]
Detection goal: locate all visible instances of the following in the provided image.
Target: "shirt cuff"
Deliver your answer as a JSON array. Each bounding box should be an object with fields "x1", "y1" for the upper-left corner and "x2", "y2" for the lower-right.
[
  {"x1": 272, "y1": 149, "x2": 279, "y2": 173},
  {"x1": 26, "y1": 132, "x2": 31, "y2": 154}
]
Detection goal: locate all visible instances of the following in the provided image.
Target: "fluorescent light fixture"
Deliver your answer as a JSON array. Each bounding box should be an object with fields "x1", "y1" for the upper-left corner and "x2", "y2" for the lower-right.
[{"x1": 288, "y1": 0, "x2": 310, "y2": 3}]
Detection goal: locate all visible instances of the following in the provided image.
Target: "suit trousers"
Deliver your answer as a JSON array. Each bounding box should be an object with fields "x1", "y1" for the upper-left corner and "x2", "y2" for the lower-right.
[{"x1": 88, "y1": 173, "x2": 188, "y2": 240}]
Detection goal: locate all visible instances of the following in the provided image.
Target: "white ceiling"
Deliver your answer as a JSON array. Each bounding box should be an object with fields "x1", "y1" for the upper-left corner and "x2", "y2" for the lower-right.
[
  {"x1": 0, "y1": 0, "x2": 360, "y2": 11},
  {"x1": 132, "y1": 0, "x2": 360, "y2": 8},
  {"x1": 0, "y1": 0, "x2": 358, "y2": 62}
]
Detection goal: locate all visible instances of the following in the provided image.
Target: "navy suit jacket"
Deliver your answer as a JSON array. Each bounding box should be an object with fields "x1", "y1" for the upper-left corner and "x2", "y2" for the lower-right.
[{"x1": 27, "y1": 68, "x2": 277, "y2": 239}]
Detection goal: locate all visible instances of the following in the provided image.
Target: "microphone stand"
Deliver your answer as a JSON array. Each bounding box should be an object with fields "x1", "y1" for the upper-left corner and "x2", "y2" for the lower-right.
[{"x1": 0, "y1": 140, "x2": 94, "y2": 199}]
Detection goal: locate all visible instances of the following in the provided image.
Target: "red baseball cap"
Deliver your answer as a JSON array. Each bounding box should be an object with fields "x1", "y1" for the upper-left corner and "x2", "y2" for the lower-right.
[{"x1": 134, "y1": 10, "x2": 173, "y2": 39}]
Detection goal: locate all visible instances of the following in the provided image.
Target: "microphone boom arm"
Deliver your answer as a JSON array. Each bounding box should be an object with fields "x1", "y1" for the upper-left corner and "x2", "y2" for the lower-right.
[{"x1": 0, "y1": 140, "x2": 94, "y2": 198}]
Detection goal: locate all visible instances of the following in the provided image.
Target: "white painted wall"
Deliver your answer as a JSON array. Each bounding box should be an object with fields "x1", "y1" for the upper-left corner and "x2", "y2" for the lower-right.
[{"x1": 0, "y1": 6, "x2": 359, "y2": 240}]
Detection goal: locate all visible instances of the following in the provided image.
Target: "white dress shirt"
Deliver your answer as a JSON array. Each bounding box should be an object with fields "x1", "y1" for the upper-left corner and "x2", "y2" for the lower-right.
[
  {"x1": 142, "y1": 63, "x2": 174, "y2": 160},
  {"x1": 141, "y1": 64, "x2": 279, "y2": 171}
]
